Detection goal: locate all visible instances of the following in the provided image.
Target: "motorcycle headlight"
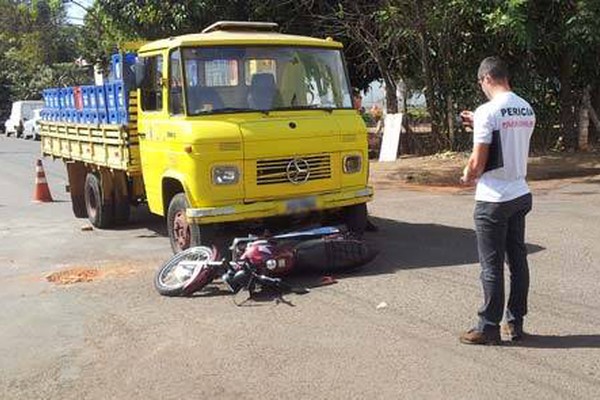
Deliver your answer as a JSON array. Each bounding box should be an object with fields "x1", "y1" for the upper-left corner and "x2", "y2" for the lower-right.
[
  {"x1": 343, "y1": 155, "x2": 362, "y2": 174},
  {"x1": 212, "y1": 166, "x2": 239, "y2": 185}
]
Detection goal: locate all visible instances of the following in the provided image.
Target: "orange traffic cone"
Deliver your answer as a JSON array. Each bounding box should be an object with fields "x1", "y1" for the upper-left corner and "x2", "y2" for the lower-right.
[{"x1": 33, "y1": 159, "x2": 53, "y2": 202}]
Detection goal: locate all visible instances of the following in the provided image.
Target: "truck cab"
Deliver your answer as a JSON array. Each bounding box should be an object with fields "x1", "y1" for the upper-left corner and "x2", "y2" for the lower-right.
[{"x1": 136, "y1": 22, "x2": 372, "y2": 251}]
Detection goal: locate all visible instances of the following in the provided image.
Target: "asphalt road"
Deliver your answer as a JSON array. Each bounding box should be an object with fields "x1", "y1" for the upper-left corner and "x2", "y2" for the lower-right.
[{"x1": 1, "y1": 135, "x2": 599, "y2": 399}]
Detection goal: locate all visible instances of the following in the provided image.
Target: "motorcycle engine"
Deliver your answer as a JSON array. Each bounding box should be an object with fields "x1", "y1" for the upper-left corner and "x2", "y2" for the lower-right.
[{"x1": 241, "y1": 240, "x2": 295, "y2": 276}]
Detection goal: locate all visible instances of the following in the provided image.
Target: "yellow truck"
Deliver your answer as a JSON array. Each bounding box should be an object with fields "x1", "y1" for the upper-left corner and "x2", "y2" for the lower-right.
[{"x1": 40, "y1": 21, "x2": 373, "y2": 252}]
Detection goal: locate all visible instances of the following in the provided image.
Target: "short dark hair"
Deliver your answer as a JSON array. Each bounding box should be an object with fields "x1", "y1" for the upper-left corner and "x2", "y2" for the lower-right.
[{"x1": 478, "y1": 57, "x2": 509, "y2": 82}]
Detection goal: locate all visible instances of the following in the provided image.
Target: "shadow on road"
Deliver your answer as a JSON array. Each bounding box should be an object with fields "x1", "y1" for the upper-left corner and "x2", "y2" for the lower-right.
[
  {"x1": 110, "y1": 205, "x2": 167, "y2": 237},
  {"x1": 510, "y1": 334, "x2": 600, "y2": 349},
  {"x1": 359, "y1": 216, "x2": 544, "y2": 275}
]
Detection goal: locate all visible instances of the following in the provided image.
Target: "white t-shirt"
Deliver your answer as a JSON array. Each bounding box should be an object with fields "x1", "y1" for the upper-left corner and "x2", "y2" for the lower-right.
[{"x1": 473, "y1": 91, "x2": 535, "y2": 202}]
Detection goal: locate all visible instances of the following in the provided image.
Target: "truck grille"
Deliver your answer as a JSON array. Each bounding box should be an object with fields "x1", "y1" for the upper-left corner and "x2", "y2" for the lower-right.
[{"x1": 256, "y1": 154, "x2": 331, "y2": 185}]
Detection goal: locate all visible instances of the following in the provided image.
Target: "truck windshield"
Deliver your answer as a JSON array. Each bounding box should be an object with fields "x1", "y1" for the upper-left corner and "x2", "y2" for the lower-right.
[{"x1": 181, "y1": 46, "x2": 353, "y2": 115}]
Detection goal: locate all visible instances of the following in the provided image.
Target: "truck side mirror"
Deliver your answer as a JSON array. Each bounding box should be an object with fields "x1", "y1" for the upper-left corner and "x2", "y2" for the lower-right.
[{"x1": 133, "y1": 60, "x2": 147, "y2": 89}]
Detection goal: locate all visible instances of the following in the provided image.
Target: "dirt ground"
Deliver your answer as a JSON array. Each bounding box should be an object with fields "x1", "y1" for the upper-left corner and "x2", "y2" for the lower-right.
[{"x1": 370, "y1": 150, "x2": 600, "y2": 192}]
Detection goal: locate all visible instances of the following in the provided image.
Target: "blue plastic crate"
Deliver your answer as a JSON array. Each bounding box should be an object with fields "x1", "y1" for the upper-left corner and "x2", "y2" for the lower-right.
[
  {"x1": 68, "y1": 109, "x2": 78, "y2": 123},
  {"x1": 43, "y1": 90, "x2": 52, "y2": 108},
  {"x1": 52, "y1": 88, "x2": 60, "y2": 109},
  {"x1": 114, "y1": 82, "x2": 127, "y2": 109},
  {"x1": 64, "y1": 88, "x2": 74, "y2": 109},
  {"x1": 107, "y1": 110, "x2": 119, "y2": 124},
  {"x1": 118, "y1": 109, "x2": 128, "y2": 124},
  {"x1": 45, "y1": 89, "x2": 54, "y2": 109},
  {"x1": 81, "y1": 110, "x2": 89, "y2": 124},
  {"x1": 110, "y1": 52, "x2": 137, "y2": 82},
  {"x1": 82, "y1": 86, "x2": 95, "y2": 110},
  {"x1": 105, "y1": 83, "x2": 116, "y2": 110},
  {"x1": 111, "y1": 54, "x2": 123, "y2": 81},
  {"x1": 75, "y1": 110, "x2": 84, "y2": 124},
  {"x1": 57, "y1": 89, "x2": 66, "y2": 110},
  {"x1": 95, "y1": 86, "x2": 107, "y2": 113},
  {"x1": 97, "y1": 110, "x2": 108, "y2": 125}
]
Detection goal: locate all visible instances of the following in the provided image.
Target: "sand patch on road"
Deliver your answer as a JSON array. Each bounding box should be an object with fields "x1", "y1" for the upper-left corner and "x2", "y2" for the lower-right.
[
  {"x1": 45, "y1": 262, "x2": 148, "y2": 285},
  {"x1": 46, "y1": 267, "x2": 102, "y2": 284}
]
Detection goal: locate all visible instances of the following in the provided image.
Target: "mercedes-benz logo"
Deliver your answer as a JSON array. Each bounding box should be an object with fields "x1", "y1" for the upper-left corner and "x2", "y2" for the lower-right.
[{"x1": 286, "y1": 158, "x2": 310, "y2": 184}]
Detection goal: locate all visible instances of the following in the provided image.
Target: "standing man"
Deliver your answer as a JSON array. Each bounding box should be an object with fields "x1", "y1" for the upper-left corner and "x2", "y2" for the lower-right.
[{"x1": 459, "y1": 57, "x2": 536, "y2": 345}]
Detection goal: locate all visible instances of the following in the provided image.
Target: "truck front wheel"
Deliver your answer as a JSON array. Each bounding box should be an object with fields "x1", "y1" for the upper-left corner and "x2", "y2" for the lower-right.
[
  {"x1": 84, "y1": 172, "x2": 114, "y2": 228},
  {"x1": 341, "y1": 203, "x2": 368, "y2": 237},
  {"x1": 167, "y1": 193, "x2": 215, "y2": 254}
]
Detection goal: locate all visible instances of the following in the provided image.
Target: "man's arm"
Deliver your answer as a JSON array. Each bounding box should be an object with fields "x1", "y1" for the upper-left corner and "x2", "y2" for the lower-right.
[{"x1": 461, "y1": 143, "x2": 489, "y2": 185}]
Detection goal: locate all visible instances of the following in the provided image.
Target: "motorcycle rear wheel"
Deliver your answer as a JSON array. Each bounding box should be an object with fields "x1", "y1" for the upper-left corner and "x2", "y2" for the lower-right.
[
  {"x1": 294, "y1": 238, "x2": 377, "y2": 273},
  {"x1": 154, "y1": 246, "x2": 216, "y2": 296}
]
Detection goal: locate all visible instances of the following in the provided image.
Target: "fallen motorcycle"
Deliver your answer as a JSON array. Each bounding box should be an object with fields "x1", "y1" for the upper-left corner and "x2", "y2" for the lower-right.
[{"x1": 154, "y1": 226, "x2": 376, "y2": 297}]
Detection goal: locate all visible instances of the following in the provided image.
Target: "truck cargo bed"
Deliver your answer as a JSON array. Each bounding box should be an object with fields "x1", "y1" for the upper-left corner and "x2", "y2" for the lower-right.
[
  {"x1": 40, "y1": 122, "x2": 140, "y2": 173},
  {"x1": 40, "y1": 93, "x2": 140, "y2": 174}
]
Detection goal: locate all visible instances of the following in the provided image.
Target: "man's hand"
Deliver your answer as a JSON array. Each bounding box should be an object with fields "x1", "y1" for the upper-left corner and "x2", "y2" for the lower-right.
[
  {"x1": 460, "y1": 110, "x2": 474, "y2": 128},
  {"x1": 460, "y1": 143, "x2": 490, "y2": 186},
  {"x1": 460, "y1": 165, "x2": 476, "y2": 186}
]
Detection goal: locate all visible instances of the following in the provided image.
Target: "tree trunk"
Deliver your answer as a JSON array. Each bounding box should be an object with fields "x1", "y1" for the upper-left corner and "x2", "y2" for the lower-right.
[
  {"x1": 384, "y1": 76, "x2": 399, "y2": 114},
  {"x1": 446, "y1": 92, "x2": 455, "y2": 150},
  {"x1": 578, "y1": 85, "x2": 590, "y2": 151},
  {"x1": 413, "y1": 0, "x2": 439, "y2": 137},
  {"x1": 591, "y1": 85, "x2": 600, "y2": 145},
  {"x1": 559, "y1": 50, "x2": 576, "y2": 148}
]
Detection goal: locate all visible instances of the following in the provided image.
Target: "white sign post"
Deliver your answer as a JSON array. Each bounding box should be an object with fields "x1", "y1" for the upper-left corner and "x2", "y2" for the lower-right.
[{"x1": 378, "y1": 113, "x2": 403, "y2": 162}]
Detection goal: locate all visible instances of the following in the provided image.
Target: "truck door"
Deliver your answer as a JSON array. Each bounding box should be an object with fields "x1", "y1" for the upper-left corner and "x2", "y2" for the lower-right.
[{"x1": 138, "y1": 52, "x2": 168, "y2": 215}]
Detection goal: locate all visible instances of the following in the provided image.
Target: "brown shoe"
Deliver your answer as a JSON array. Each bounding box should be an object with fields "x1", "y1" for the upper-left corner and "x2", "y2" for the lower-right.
[
  {"x1": 501, "y1": 323, "x2": 526, "y2": 342},
  {"x1": 459, "y1": 328, "x2": 501, "y2": 345}
]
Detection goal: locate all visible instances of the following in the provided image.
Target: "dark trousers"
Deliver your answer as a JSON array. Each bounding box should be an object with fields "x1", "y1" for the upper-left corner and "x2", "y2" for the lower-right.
[{"x1": 474, "y1": 193, "x2": 532, "y2": 333}]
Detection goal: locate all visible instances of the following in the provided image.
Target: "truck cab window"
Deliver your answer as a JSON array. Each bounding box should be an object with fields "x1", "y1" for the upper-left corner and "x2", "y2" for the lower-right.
[
  {"x1": 141, "y1": 55, "x2": 163, "y2": 111},
  {"x1": 169, "y1": 50, "x2": 184, "y2": 115}
]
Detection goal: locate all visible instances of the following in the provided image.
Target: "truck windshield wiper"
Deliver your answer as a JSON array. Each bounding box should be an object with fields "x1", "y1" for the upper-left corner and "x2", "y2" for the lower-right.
[
  {"x1": 193, "y1": 107, "x2": 269, "y2": 115},
  {"x1": 269, "y1": 105, "x2": 335, "y2": 113}
]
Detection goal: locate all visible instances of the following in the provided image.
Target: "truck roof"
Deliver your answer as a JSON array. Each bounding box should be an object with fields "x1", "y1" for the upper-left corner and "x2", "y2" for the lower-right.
[{"x1": 138, "y1": 30, "x2": 343, "y2": 54}]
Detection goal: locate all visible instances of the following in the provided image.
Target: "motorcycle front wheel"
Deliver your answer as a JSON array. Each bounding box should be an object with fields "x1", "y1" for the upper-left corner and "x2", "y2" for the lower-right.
[{"x1": 154, "y1": 246, "x2": 216, "y2": 297}]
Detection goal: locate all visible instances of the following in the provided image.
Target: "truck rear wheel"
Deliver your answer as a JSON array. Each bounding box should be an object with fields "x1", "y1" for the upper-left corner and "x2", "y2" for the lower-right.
[
  {"x1": 71, "y1": 194, "x2": 88, "y2": 218},
  {"x1": 84, "y1": 172, "x2": 114, "y2": 228},
  {"x1": 167, "y1": 193, "x2": 215, "y2": 254},
  {"x1": 66, "y1": 162, "x2": 88, "y2": 218}
]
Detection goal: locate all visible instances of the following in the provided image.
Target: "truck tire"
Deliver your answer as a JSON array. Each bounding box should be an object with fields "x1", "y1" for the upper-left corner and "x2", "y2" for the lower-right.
[
  {"x1": 342, "y1": 203, "x2": 368, "y2": 237},
  {"x1": 167, "y1": 193, "x2": 216, "y2": 254},
  {"x1": 71, "y1": 194, "x2": 88, "y2": 218},
  {"x1": 66, "y1": 162, "x2": 88, "y2": 218},
  {"x1": 84, "y1": 172, "x2": 114, "y2": 228}
]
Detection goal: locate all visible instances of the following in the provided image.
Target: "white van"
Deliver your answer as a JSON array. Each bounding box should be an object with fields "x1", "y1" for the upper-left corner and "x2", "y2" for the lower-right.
[{"x1": 3, "y1": 101, "x2": 44, "y2": 137}]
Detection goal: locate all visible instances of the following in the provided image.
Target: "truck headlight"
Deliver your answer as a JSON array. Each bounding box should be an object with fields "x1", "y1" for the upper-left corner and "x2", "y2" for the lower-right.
[
  {"x1": 212, "y1": 166, "x2": 240, "y2": 185},
  {"x1": 343, "y1": 155, "x2": 362, "y2": 174}
]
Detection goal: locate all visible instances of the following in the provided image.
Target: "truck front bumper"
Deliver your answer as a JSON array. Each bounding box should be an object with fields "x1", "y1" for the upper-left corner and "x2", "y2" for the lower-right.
[{"x1": 186, "y1": 186, "x2": 373, "y2": 224}]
